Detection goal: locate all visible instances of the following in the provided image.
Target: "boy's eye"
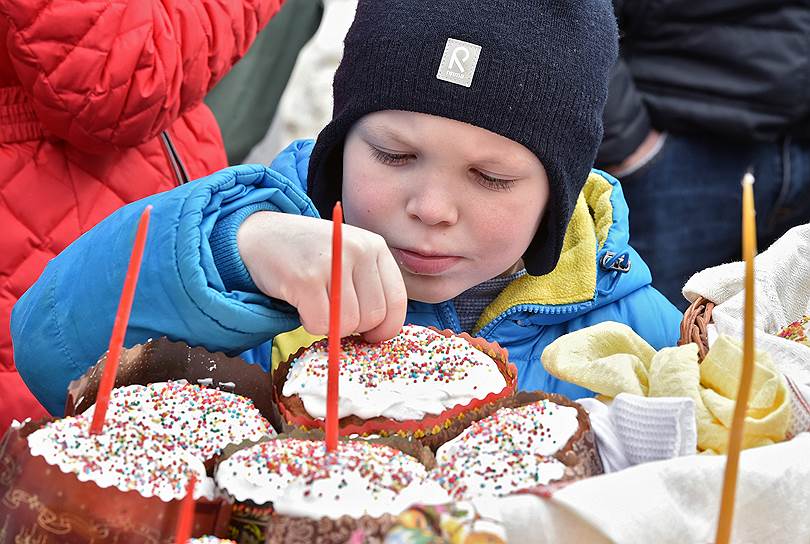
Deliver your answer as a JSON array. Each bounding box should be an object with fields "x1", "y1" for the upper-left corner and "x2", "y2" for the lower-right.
[
  {"x1": 473, "y1": 170, "x2": 515, "y2": 192},
  {"x1": 370, "y1": 147, "x2": 414, "y2": 166}
]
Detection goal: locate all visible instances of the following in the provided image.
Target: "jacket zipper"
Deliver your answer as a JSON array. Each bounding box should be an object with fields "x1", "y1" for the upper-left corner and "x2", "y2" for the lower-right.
[
  {"x1": 160, "y1": 130, "x2": 190, "y2": 186},
  {"x1": 476, "y1": 300, "x2": 595, "y2": 338}
]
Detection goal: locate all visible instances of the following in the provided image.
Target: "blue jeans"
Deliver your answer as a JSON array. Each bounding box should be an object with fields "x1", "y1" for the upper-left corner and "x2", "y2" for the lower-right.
[{"x1": 619, "y1": 133, "x2": 810, "y2": 311}]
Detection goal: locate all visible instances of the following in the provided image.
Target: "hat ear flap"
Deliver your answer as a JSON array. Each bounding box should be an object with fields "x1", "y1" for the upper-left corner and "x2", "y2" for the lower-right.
[
  {"x1": 523, "y1": 214, "x2": 558, "y2": 277},
  {"x1": 308, "y1": 128, "x2": 348, "y2": 219}
]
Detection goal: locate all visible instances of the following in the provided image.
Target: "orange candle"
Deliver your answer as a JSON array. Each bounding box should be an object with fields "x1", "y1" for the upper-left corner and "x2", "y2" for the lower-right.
[
  {"x1": 90, "y1": 205, "x2": 152, "y2": 434},
  {"x1": 715, "y1": 171, "x2": 757, "y2": 544},
  {"x1": 325, "y1": 202, "x2": 343, "y2": 452},
  {"x1": 174, "y1": 474, "x2": 197, "y2": 543}
]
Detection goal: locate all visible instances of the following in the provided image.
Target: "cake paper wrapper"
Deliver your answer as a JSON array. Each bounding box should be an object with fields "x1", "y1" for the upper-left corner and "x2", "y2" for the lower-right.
[
  {"x1": 0, "y1": 419, "x2": 231, "y2": 543},
  {"x1": 65, "y1": 337, "x2": 280, "y2": 431},
  {"x1": 268, "y1": 512, "x2": 397, "y2": 544},
  {"x1": 274, "y1": 329, "x2": 518, "y2": 451}
]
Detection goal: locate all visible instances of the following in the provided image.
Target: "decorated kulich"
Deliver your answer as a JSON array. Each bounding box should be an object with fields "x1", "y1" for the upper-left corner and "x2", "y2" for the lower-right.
[
  {"x1": 81, "y1": 380, "x2": 275, "y2": 468},
  {"x1": 431, "y1": 391, "x2": 603, "y2": 500},
  {"x1": 777, "y1": 315, "x2": 810, "y2": 347},
  {"x1": 66, "y1": 336, "x2": 280, "y2": 430},
  {"x1": 215, "y1": 433, "x2": 450, "y2": 543},
  {"x1": 0, "y1": 418, "x2": 231, "y2": 543},
  {"x1": 188, "y1": 538, "x2": 237, "y2": 543},
  {"x1": 273, "y1": 325, "x2": 518, "y2": 450}
]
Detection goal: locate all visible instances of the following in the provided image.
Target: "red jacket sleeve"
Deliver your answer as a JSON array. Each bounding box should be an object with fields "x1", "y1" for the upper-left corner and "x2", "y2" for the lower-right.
[{"x1": 0, "y1": 0, "x2": 283, "y2": 152}]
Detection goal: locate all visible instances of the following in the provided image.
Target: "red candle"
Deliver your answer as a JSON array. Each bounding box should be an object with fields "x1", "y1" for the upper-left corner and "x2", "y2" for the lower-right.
[
  {"x1": 90, "y1": 205, "x2": 152, "y2": 435},
  {"x1": 174, "y1": 474, "x2": 197, "y2": 543},
  {"x1": 325, "y1": 202, "x2": 343, "y2": 452}
]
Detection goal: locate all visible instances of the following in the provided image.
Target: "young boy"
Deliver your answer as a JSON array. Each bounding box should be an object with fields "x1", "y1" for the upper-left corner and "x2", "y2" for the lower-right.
[{"x1": 12, "y1": 0, "x2": 682, "y2": 415}]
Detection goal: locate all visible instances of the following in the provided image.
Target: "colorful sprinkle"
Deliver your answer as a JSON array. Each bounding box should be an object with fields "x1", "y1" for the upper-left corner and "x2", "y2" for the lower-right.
[
  {"x1": 216, "y1": 438, "x2": 448, "y2": 518},
  {"x1": 283, "y1": 325, "x2": 507, "y2": 420},
  {"x1": 431, "y1": 400, "x2": 580, "y2": 500},
  {"x1": 27, "y1": 381, "x2": 274, "y2": 501},
  {"x1": 94, "y1": 381, "x2": 274, "y2": 460},
  {"x1": 777, "y1": 315, "x2": 810, "y2": 346}
]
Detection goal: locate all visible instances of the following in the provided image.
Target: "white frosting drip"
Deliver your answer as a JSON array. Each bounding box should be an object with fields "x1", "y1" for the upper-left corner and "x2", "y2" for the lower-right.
[
  {"x1": 216, "y1": 439, "x2": 449, "y2": 519},
  {"x1": 27, "y1": 415, "x2": 215, "y2": 502},
  {"x1": 432, "y1": 400, "x2": 581, "y2": 500},
  {"x1": 282, "y1": 325, "x2": 506, "y2": 421}
]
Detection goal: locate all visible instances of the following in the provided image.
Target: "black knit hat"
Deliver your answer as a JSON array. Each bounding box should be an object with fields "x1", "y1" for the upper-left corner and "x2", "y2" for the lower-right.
[{"x1": 308, "y1": 0, "x2": 618, "y2": 276}]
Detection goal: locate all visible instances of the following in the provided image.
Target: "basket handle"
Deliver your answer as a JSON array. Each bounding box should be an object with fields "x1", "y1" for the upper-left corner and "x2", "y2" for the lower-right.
[{"x1": 678, "y1": 296, "x2": 715, "y2": 362}]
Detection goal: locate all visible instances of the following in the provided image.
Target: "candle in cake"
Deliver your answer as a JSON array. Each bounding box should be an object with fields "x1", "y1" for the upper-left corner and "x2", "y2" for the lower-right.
[
  {"x1": 174, "y1": 474, "x2": 197, "y2": 543},
  {"x1": 326, "y1": 202, "x2": 343, "y2": 452},
  {"x1": 90, "y1": 205, "x2": 152, "y2": 435},
  {"x1": 715, "y1": 170, "x2": 757, "y2": 544}
]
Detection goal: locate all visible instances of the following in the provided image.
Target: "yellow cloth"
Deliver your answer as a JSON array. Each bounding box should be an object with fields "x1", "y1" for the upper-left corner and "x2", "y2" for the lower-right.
[
  {"x1": 271, "y1": 326, "x2": 323, "y2": 372},
  {"x1": 541, "y1": 322, "x2": 791, "y2": 453}
]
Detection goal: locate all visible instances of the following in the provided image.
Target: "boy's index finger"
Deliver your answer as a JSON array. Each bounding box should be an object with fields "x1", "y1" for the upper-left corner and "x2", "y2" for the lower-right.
[{"x1": 360, "y1": 250, "x2": 407, "y2": 343}]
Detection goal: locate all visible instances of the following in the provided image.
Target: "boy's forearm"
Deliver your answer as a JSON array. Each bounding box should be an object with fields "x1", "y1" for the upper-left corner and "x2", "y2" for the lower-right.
[{"x1": 11, "y1": 164, "x2": 311, "y2": 413}]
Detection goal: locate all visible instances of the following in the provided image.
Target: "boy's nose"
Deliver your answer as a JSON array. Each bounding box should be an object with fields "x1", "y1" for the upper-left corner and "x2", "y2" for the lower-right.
[{"x1": 404, "y1": 184, "x2": 459, "y2": 226}]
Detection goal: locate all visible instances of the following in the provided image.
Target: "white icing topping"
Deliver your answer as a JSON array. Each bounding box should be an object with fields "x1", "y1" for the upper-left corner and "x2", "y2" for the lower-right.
[
  {"x1": 432, "y1": 400, "x2": 580, "y2": 499},
  {"x1": 437, "y1": 399, "x2": 580, "y2": 460},
  {"x1": 82, "y1": 381, "x2": 275, "y2": 460},
  {"x1": 435, "y1": 452, "x2": 566, "y2": 500},
  {"x1": 282, "y1": 325, "x2": 507, "y2": 421},
  {"x1": 26, "y1": 382, "x2": 273, "y2": 502},
  {"x1": 27, "y1": 415, "x2": 214, "y2": 502},
  {"x1": 216, "y1": 439, "x2": 449, "y2": 519}
]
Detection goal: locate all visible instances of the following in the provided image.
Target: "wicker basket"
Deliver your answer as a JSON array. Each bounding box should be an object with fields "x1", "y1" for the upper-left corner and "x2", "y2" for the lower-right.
[{"x1": 677, "y1": 296, "x2": 715, "y2": 362}]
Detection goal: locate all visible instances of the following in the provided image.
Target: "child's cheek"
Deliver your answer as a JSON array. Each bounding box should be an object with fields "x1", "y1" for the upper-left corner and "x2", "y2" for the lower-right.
[
  {"x1": 342, "y1": 174, "x2": 388, "y2": 232},
  {"x1": 476, "y1": 201, "x2": 539, "y2": 260}
]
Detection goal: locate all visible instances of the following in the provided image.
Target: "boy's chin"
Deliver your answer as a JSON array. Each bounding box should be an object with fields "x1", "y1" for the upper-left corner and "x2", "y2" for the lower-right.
[
  {"x1": 404, "y1": 277, "x2": 468, "y2": 304},
  {"x1": 409, "y1": 293, "x2": 450, "y2": 304}
]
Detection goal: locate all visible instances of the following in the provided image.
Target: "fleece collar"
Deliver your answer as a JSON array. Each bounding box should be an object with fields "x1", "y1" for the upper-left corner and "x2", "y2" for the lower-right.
[{"x1": 473, "y1": 171, "x2": 616, "y2": 332}]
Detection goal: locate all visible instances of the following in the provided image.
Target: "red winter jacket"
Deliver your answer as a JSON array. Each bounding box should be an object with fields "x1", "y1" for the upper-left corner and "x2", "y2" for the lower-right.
[{"x1": 0, "y1": 0, "x2": 282, "y2": 434}]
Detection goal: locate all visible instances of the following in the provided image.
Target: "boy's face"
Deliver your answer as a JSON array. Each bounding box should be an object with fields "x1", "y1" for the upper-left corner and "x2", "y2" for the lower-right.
[{"x1": 342, "y1": 110, "x2": 549, "y2": 303}]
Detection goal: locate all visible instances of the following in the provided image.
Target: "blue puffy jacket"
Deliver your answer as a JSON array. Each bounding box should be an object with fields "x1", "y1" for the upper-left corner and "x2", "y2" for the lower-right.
[{"x1": 12, "y1": 140, "x2": 682, "y2": 415}]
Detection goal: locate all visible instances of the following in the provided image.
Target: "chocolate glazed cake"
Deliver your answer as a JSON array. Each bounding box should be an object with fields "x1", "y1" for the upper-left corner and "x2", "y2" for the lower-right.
[
  {"x1": 431, "y1": 391, "x2": 603, "y2": 500},
  {"x1": 273, "y1": 325, "x2": 518, "y2": 451}
]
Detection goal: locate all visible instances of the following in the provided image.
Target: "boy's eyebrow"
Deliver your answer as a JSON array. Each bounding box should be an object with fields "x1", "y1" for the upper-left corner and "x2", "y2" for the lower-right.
[
  {"x1": 361, "y1": 123, "x2": 414, "y2": 147},
  {"x1": 474, "y1": 154, "x2": 532, "y2": 173},
  {"x1": 361, "y1": 121, "x2": 533, "y2": 173}
]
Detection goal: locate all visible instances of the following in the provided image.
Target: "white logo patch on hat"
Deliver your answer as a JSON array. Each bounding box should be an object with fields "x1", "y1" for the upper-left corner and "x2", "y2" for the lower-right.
[{"x1": 437, "y1": 38, "x2": 482, "y2": 88}]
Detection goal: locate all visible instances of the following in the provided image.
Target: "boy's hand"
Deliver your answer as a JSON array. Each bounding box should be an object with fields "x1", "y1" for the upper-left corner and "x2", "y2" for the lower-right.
[{"x1": 237, "y1": 211, "x2": 408, "y2": 342}]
